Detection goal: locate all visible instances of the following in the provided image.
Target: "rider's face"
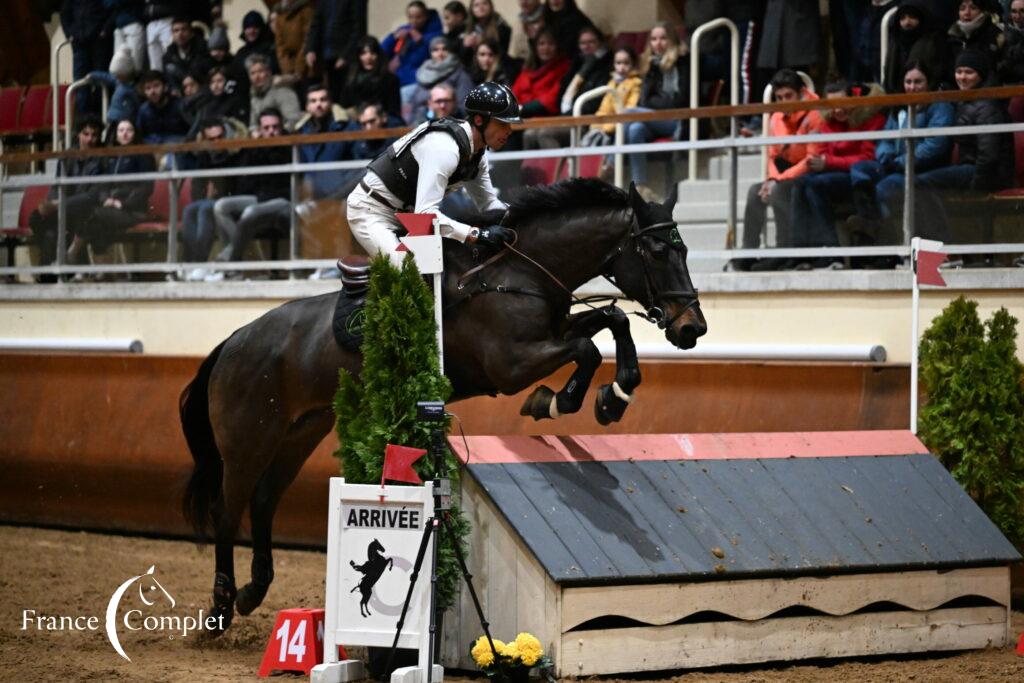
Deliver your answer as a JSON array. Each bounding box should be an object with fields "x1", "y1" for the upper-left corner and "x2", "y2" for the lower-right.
[{"x1": 483, "y1": 118, "x2": 511, "y2": 150}]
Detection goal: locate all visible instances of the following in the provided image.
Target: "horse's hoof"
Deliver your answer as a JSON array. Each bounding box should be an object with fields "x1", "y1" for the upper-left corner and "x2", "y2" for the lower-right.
[
  {"x1": 209, "y1": 572, "x2": 236, "y2": 633},
  {"x1": 236, "y1": 582, "x2": 269, "y2": 616},
  {"x1": 520, "y1": 385, "x2": 557, "y2": 421},
  {"x1": 595, "y1": 384, "x2": 630, "y2": 425}
]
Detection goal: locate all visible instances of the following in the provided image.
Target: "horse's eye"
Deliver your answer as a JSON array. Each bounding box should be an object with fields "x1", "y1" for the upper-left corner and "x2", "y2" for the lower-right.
[{"x1": 649, "y1": 239, "x2": 669, "y2": 257}]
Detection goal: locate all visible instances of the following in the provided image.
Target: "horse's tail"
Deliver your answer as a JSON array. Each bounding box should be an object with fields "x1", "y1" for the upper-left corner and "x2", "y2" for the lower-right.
[{"x1": 180, "y1": 339, "x2": 228, "y2": 541}]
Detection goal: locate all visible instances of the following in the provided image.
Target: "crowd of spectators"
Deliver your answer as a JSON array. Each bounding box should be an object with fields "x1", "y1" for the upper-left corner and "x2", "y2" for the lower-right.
[{"x1": 39, "y1": 0, "x2": 1024, "y2": 275}]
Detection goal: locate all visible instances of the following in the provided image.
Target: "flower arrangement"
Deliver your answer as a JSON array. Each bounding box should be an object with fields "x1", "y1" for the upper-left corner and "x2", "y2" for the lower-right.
[{"x1": 470, "y1": 632, "x2": 553, "y2": 681}]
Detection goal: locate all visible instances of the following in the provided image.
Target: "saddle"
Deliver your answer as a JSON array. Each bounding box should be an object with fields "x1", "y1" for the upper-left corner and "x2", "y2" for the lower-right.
[{"x1": 332, "y1": 255, "x2": 371, "y2": 352}]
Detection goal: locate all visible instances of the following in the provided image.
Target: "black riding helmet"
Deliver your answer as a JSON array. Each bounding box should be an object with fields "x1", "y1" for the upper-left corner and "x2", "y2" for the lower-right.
[{"x1": 464, "y1": 82, "x2": 522, "y2": 124}]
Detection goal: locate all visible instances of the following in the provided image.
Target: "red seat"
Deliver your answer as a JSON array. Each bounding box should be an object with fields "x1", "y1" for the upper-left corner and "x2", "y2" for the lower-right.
[
  {"x1": 0, "y1": 86, "x2": 25, "y2": 133},
  {"x1": 578, "y1": 154, "x2": 601, "y2": 178},
  {"x1": 128, "y1": 179, "x2": 170, "y2": 233},
  {"x1": 9, "y1": 85, "x2": 50, "y2": 135},
  {"x1": 521, "y1": 157, "x2": 562, "y2": 185},
  {"x1": 992, "y1": 131, "x2": 1024, "y2": 198},
  {"x1": 1008, "y1": 96, "x2": 1024, "y2": 124},
  {"x1": 1, "y1": 185, "x2": 49, "y2": 266}
]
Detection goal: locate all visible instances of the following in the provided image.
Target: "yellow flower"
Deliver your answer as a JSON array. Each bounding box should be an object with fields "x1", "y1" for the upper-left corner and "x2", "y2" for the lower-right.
[
  {"x1": 499, "y1": 641, "x2": 519, "y2": 660},
  {"x1": 471, "y1": 636, "x2": 504, "y2": 668},
  {"x1": 513, "y1": 632, "x2": 544, "y2": 666}
]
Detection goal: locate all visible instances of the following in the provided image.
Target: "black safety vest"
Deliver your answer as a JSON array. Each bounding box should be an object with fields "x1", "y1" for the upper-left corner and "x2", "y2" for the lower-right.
[{"x1": 365, "y1": 118, "x2": 483, "y2": 208}]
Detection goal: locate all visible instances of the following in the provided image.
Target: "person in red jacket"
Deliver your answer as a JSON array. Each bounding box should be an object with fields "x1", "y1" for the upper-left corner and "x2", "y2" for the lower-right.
[
  {"x1": 788, "y1": 80, "x2": 887, "y2": 269},
  {"x1": 510, "y1": 27, "x2": 571, "y2": 117}
]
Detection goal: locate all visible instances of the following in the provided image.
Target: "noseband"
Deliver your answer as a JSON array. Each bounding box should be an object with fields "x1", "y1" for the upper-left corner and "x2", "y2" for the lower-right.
[{"x1": 604, "y1": 218, "x2": 701, "y2": 330}]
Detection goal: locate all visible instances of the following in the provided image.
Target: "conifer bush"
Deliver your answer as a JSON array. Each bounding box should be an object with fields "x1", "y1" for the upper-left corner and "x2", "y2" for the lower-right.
[
  {"x1": 333, "y1": 254, "x2": 469, "y2": 609},
  {"x1": 918, "y1": 296, "x2": 1024, "y2": 548}
]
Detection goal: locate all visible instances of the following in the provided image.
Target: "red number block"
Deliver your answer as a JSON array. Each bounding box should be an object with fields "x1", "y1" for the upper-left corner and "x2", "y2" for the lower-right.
[{"x1": 258, "y1": 608, "x2": 347, "y2": 677}]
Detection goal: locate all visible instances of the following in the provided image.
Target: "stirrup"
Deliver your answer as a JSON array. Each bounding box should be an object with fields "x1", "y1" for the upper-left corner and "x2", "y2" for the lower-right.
[{"x1": 338, "y1": 255, "x2": 370, "y2": 291}]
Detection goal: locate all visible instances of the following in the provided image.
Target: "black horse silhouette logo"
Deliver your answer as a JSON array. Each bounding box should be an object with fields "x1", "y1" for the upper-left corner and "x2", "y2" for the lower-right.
[{"x1": 350, "y1": 539, "x2": 393, "y2": 617}]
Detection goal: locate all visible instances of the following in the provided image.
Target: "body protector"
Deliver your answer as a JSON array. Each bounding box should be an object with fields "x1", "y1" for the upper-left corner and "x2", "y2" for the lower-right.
[{"x1": 366, "y1": 118, "x2": 483, "y2": 209}]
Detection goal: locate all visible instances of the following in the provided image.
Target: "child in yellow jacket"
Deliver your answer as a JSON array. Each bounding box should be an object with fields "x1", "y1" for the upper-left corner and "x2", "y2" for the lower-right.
[{"x1": 585, "y1": 47, "x2": 642, "y2": 141}]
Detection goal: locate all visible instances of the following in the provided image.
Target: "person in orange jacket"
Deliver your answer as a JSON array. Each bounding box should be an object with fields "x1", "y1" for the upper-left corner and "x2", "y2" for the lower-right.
[{"x1": 734, "y1": 69, "x2": 822, "y2": 272}]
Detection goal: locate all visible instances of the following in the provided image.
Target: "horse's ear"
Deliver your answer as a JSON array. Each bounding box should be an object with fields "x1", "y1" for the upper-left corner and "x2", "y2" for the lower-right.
[
  {"x1": 662, "y1": 185, "x2": 677, "y2": 211},
  {"x1": 628, "y1": 182, "x2": 644, "y2": 211}
]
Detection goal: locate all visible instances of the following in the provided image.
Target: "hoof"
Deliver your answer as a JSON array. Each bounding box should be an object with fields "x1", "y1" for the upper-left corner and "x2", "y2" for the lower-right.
[
  {"x1": 235, "y1": 582, "x2": 269, "y2": 616},
  {"x1": 595, "y1": 383, "x2": 631, "y2": 425},
  {"x1": 209, "y1": 572, "x2": 237, "y2": 633},
  {"x1": 520, "y1": 385, "x2": 557, "y2": 421}
]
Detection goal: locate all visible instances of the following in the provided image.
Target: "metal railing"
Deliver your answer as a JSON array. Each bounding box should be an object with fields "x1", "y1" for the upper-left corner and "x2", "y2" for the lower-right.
[
  {"x1": 51, "y1": 38, "x2": 71, "y2": 152},
  {"x1": 878, "y1": 4, "x2": 902, "y2": 86},
  {"x1": 64, "y1": 77, "x2": 110, "y2": 150}
]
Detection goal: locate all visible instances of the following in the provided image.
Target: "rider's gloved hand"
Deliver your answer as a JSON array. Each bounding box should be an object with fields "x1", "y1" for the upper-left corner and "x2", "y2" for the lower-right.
[{"x1": 476, "y1": 225, "x2": 515, "y2": 250}]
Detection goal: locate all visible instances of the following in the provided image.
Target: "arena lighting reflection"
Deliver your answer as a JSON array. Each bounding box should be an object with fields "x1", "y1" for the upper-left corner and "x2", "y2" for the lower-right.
[
  {"x1": 596, "y1": 341, "x2": 887, "y2": 362},
  {"x1": 0, "y1": 338, "x2": 144, "y2": 353}
]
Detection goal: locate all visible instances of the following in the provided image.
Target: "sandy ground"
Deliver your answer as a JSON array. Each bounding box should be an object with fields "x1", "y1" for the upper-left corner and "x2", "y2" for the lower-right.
[{"x1": 1, "y1": 525, "x2": 1022, "y2": 683}]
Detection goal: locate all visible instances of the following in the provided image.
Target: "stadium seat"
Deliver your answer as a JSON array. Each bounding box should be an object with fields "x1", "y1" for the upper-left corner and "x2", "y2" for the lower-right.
[
  {"x1": 9, "y1": 85, "x2": 50, "y2": 135},
  {"x1": 127, "y1": 179, "x2": 171, "y2": 234},
  {"x1": 0, "y1": 86, "x2": 25, "y2": 134},
  {"x1": 0, "y1": 185, "x2": 48, "y2": 267},
  {"x1": 992, "y1": 131, "x2": 1024, "y2": 200}
]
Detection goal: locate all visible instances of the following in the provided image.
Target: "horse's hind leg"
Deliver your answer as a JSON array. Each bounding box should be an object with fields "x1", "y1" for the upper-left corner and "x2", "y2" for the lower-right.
[{"x1": 236, "y1": 411, "x2": 333, "y2": 616}]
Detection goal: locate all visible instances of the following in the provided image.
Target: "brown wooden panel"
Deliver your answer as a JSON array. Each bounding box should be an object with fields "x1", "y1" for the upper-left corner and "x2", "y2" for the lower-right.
[{"x1": 0, "y1": 354, "x2": 909, "y2": 545}]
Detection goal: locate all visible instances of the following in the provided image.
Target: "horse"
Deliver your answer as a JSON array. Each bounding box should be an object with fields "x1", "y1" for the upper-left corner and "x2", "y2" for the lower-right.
[
  {"x1": 179, "y1": 179, "x2": 707, "y2": 632},
  {"x1": 350, "y1": 538, "x2": 393, "y2": 617}
]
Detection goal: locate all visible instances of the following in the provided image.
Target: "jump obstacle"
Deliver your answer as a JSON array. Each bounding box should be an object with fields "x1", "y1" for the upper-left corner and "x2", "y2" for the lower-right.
[{"x1": 444, "y1": 430, "x2": 1021, "y2": 676}]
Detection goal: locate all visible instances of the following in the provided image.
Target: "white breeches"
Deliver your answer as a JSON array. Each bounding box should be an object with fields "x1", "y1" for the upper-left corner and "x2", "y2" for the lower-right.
[{"x1": 346, "y1": 185, "x2": 406, "y2": 268}]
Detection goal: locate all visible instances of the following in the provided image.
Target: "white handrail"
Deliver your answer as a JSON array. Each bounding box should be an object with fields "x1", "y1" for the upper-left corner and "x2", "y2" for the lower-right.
[
  {"x1": 570, "y1": 85, "x2": 612, "y2": 178},
  {"x1": 878, "y1": 5, "x2": 901, "y2": 85},
  {"x1": 64, "y1": 77, "x2": 110, "y2": 149},
  {"x1": 760, "y1": 71, "x2": 815, "y2": 180},
  {"x1": 51, "y1": 38, "x2": 72, "y2": 151},
  {"x1": 688, "y1": 18, "x2": 739, "y2": 182}
]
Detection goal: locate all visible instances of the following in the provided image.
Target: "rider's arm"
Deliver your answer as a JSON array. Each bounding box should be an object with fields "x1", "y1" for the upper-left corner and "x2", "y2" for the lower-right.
[
  {"x1": 463, "y1": 157, "x2": 507, "y2": 214},
  {"x1": 410, "y1": 133, "x2": 477, "y2": 242}
]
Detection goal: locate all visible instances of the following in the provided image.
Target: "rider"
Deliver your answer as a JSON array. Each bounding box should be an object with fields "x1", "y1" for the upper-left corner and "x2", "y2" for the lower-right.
[{"x1": 346, "y1": 81, "x2": 520, "y2": 267}]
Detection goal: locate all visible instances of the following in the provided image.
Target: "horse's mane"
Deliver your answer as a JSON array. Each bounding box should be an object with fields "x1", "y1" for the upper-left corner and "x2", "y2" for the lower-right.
[{"x1": 448, "y1": 177, "x2": 629, "y2": 231}]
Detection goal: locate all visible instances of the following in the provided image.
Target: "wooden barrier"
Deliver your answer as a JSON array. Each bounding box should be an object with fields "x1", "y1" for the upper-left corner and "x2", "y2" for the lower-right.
[{"x1": 0, "y1": 353, "x2": 909, "y2": 545}]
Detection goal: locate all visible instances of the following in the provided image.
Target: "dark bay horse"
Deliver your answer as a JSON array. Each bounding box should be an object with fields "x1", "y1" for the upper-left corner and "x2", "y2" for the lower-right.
[{"x1": 180, "y1": 179, "x2": 707, "y2": 631}]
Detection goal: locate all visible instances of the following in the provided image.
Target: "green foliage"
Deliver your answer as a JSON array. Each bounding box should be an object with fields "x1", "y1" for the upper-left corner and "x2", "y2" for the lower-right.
[
  {"x1": 333, "y1": 254, "x2": 468, "y2": 609},
  {"x1": 918, "y1": 296, "x2": 1024, "y2": 549}
]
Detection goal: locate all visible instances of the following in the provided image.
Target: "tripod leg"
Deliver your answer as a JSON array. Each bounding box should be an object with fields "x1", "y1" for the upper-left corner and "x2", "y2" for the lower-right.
[
  {"x1": 439, "y1": 513, "x2": 501, "y2": 663},
  {"x1": 384, "y1": 517, "x2": 435, "y2": 682}
]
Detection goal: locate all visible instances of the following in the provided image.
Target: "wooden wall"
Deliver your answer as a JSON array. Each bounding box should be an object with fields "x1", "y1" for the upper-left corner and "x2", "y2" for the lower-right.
[{"x1": 0, "y1": 353, "x2": 909, "y2": 545}]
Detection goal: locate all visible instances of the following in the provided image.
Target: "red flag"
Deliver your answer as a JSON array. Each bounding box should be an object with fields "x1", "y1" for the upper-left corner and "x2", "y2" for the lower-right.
[
  {"x1": 916, "y1": 249, "x2": 948, "y2": 286},
  {"x1": 382, "y1": 444, "x2": 426, "y2": 485}
]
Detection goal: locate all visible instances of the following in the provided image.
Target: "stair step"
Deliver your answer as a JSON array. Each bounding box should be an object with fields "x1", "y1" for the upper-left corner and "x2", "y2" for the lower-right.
[{"x1": 707, "y1": 153, "x2": 763, "y2": 181}]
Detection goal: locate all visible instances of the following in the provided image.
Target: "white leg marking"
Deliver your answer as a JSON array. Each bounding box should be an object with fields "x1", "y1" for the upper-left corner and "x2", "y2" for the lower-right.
[{"x1": 612, "y1": 381, "x2": 635, "y2": 404}]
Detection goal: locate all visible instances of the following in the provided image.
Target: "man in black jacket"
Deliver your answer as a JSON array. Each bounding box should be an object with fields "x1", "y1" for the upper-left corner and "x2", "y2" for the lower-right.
[
  {"x1": 304, "y1": 0, "x2": 369, "y2": 98},
  {"x1": 163, "y1": 17, "x2": 212, "y2": 94},
  {"x1": 61, "y1": 0, "x2": 113, "y2": 115}
]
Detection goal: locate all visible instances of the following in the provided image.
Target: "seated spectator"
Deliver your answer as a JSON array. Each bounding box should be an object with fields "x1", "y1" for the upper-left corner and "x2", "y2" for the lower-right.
[
  {"x1": 272, "y1": 0, "x2": 315, "y2": 83},
  {"x1": 106, "y1": 0, "x2": 146, "y2": 75},
  {"x1": 188, "y1": 66, "x2": 250, "y2": 134},
  {"x1": 88, "y1": 46, "x2": 141, "y2": 127},
  {"x1": 206, "y1": 26, "x2": 248, "y2": 99},
  {"x1": 406, "y1": 37, "x2": 475, "y2": 124},
  {"x1": 883, "y1": 1, "x2": 949, "y2": 94},
  {"x1": 543, "y1": 0, "x2": 595, "y2": 59},
  {"x1": 443, "y1": 1, "x2": 469, "y2": 47},
  {"x1": 1000, "y1": 0, "x2": 1024, "y2": 83},
  {"x1": 512, "y1": 27, "x2": 571, "y2": 119},
  {"x1": 212, "y1": 108, "x2": 292, "y2": 271},
  {"x1": 424, "y1": 82, "x2": 460, "y2": 120},
  {"x1": 788, "y1": 81, "x2": 887, "y2": 269},
  {"x1": 339, "y1": 36, "x2": 403, "y2": 119},
  {"x1": 233, "y1": 10, "x2": 280, "y2": 80},
  {"x1": 247, "y1": 54, "x2": 301, "y2": 130},
  {"x1": 304, "y1": 0, "x2": 369, "y2": 100},
  {"x1": 462, "y1": 0, "x2": 513, "y2": 62},
  {"x1": 297, "y1": 84, "x2": 349, "y2": 200},
  {"x1": 382, "y1": 1, "x2": 444, "y2": 92},
  {"x1": 913, "y1": 51, "x2": 1015, "y2": 239},
  {"x1": 946, "y1": 0, "x2": 1006, "y2": 85},
  {"x1": 846, "y1": 61, "x2": 955, "y2": 247},
  {"x1": 163, "y1": 17, "x2": 211, "y2": 95},
  {"x1": 29, "y1": 117, "x2": 105, "y2": 272},
  {"x1": 734, "y1": 69, "x2": 821, "y2": 271},
  {"x1": 470, "y1": 38, "x2": 520, "y2": 85},
  {"x1": 757, "y1": 0, "x2": 821, "y2": 79},
  {"x1": 559, "y1": 26, "x2": 613, "y2": 115},
  {"x1": 350, "y1": 102, "x2": 404, "y2": 160},
  {"x1": 512, "y1": 0, "x2": 545, "y2": 60},
  {"x1": 624, "y1": 22, "x2": 690, "y2": 198},
  {"x1": 67, "y1": 118, "x2": 155, "y2": 265},
  {"x1": 135, "y1": 70, "x2": 190, "y2": 143},
  {"x1": 583, "y1": 46, "x2": 641, "y2": 145},
  {"x1": 181, "y1": 118, "x2": 239, "y2": 271}
]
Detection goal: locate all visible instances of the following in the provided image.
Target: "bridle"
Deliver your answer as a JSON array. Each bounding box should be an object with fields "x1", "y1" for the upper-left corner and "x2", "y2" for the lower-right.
[{"x1": 602, "y1": 216, "x2": 701, "y2": 330}]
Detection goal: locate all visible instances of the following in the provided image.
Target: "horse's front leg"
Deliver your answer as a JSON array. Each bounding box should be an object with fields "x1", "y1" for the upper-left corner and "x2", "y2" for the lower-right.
[{"x1": 591, "y1": 306, "x2": 641, "y2": 425}]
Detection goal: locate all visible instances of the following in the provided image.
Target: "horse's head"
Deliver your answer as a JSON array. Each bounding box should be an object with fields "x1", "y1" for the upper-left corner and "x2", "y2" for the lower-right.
[
  {"x1": 369, "y1": 538, "x2": 385, "y2": 557},
  {"x1": 607, "y1": 183, "x2": 707, "y2": 349}
]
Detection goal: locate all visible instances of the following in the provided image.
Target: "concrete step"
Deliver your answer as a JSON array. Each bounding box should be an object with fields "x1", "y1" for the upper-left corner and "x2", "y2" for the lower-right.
[
  {"x1": 677, "y1": 222, "x2": 729, "y2": 251},
  {"x1": 674, "y1": 199, "x2": 749, "y2": 224},
  {"x1": 1, "y1": 190, "x2": 23, "y2": 227},
  {"x1": 707, "y1": 152, "x2": 763, "y2": 181}
]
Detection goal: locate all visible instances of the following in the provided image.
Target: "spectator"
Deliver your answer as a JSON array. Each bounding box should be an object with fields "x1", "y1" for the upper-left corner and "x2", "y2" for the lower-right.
[
  {"x1": 349, "y1": 102, "x2": 404, "y2": 160},
  {"x1": 686, "y1": 1, "x2": 764, "y2": 105},
  {"x1": 272, "y1": 0, "x2": 315, "y2": 83},
  {"x1": 206, "y1": 26, "x2": 248, "y2": 98},
  {"x1": 1010, "y1": 0, "x2": 1024, "y2": 27},
  {"x1": 624, "y1": 22, "x2": 690, "y2": 198},
  {"x1": 88, "y1": 46, "x2": 142, "y2": 127},
  {"x1": 103, "y1": 0, "x2": 146, "y2": 75},
  {"x1": 339, "y1": 36, "x2": 403, "y2": 119},
  {"x1": 735, "y1": 69, "x2": 821, "y2": 271},
  {"x1": 511, "y1": 0, "x2": 545, "y2": 60},
  {"x1": 212, "y1": 108, "x2": 292, "y2": 271},
  {"x1": 852, "y1": 0, "x2": 898, "y2": 83},
  {"x1": 188, "y1": 66, "x2": 249, "y2": 131},
  {"x1": 559, "y1": 26, "x2": 613, "y2": 116},
  {"x1": 406, "y1": 37, "x2": 475, "y2": 124},
  {"x1": 304, "y1": 0, "x2": 368, "y2": 100},
  {"x1": 297, "y1": 84, "x2": 350, "y2": 200},
  {"x1": 757, "y1": 0, "x2": 820, "y2": 78},
  {"x1": 1000, "y1": 0, "x2": 1024, "y2": 82},
  {"x1": 462, "y1": 0, "x2": 513, "y2": 62},
  {"x1": 829, "y1": 0, "x2": 869, "y2": 82},
  {"x1": 163, "y1": 17, "x2": 212, "y2": 94},
  {"x1": 234, "y1": 10, "x2": 280, "y2": 79},
  {"x1": 584, "y1": 46, "x2": 642, "y2": 144},
  {"x1": 425, "y1": 82, "x2": 459, "y2": 120},
  {"x1": 443, "y1": 1, "x2": 469, "y2": 46},
  {"x1": 142, "y1": 0, "x2": 180, "y2": 71},
  {"x1": 135, "y1": 69, "x2": 190, "y2": 143},
  {"x1": 382, "y1": 1, "x2": 444, "y2": 91},
  {"x1": 913, "y1": 51, "x2": 1015, "y2": 240},
  {"x1": 469, "y1": 38, "x2": 520, "y2": 85},
  {"x1": 946, "y1": 0, "x2": 1006, "y2": 83},
  {"x1": 512, "y1": 27, "x2": 571, "y2": 119},
  {"x1": 846, "y1": 60, "x2": 955, "y2": 247},
  {"x1": 882, "y1": 1, "x2": 949, "y2": 94},
  {"x1": 62, "y1": 0, "x2": 114, "y2": 115},
  {"x1": 180, "y1": 70, "x2": 210, "y2": 127},
  {"x1": 29, "y1": 117, "x2": 106, "y2": 271},
  {"x1": 247, "y1": 54, "x2": 301, "y2": 130},
  {"x1": 67, "y1": 118, "x2": 155, "y2": 265},
  {"x1": 788, "y1": 81, "x2": 887, "y2": 269},
  {"x1": 181, "y1": 118, "x2": 240, "y2": 272},
  {"x1": 543, "y1": 0, "x2": 595, "y2": 59}
]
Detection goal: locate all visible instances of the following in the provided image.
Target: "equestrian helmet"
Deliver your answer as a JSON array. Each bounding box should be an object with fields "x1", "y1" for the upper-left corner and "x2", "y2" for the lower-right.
[{"x1": 464, "y1": 82, "x2": 522, "y2": 124}]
